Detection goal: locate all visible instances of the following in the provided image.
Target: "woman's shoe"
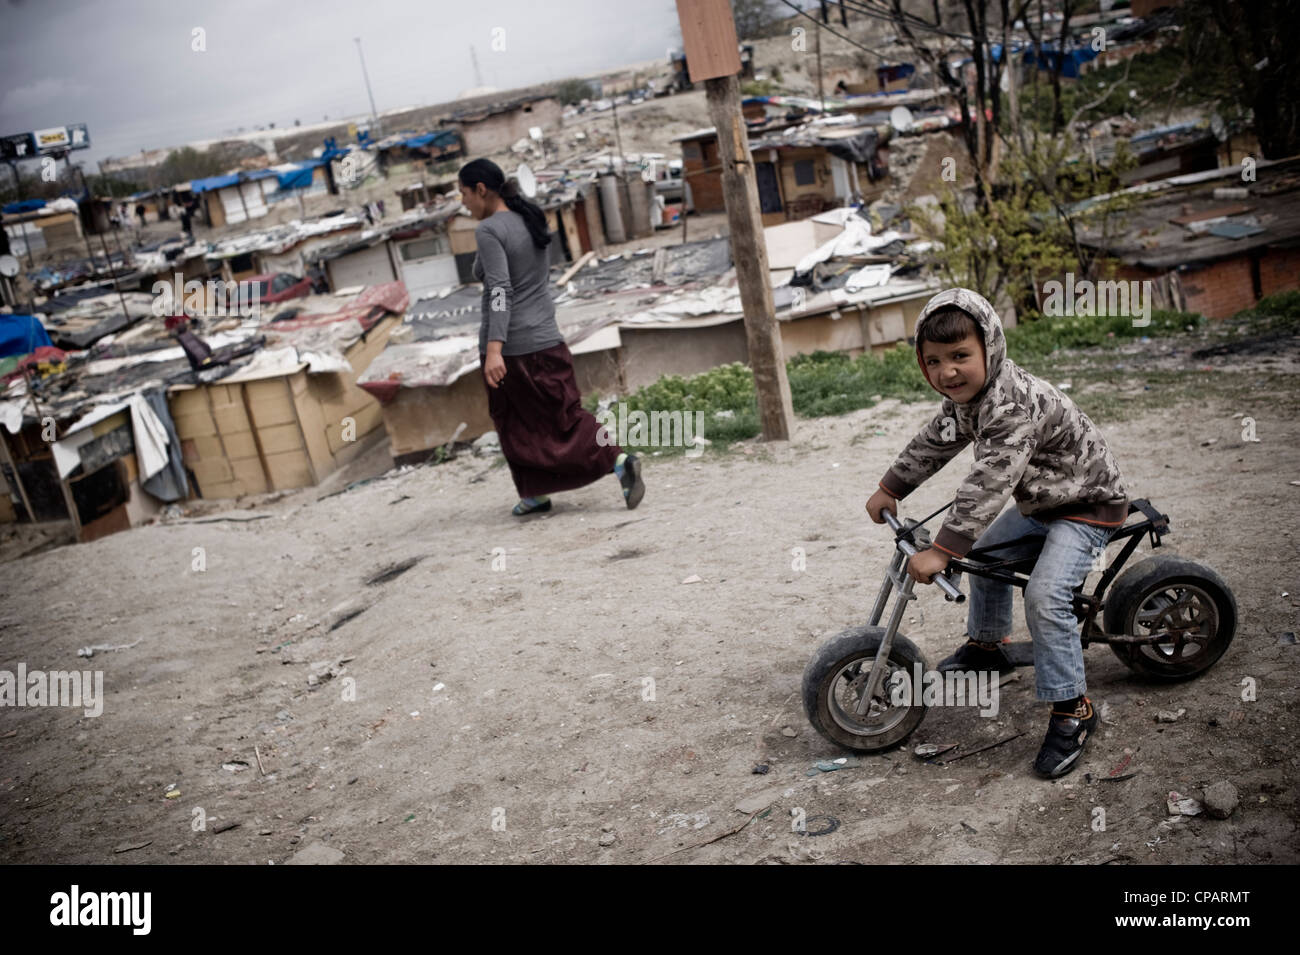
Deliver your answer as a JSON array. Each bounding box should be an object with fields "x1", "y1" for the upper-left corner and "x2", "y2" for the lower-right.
[
  {"x1": 620, "y1": 454, "x2": 644, "y2": 509},
  {"x1": 512, "y1": 497, "x2": 552, "y2": 516}
]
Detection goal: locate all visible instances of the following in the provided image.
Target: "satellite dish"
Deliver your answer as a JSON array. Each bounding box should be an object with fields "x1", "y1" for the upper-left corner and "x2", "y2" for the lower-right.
[
  {"x1": 889, "y1": 106, "x2": 914, "y2": 132},
  {"x1": 515, "y1": 163, "x2": 537, "y2": 198},
  {"x1": 0, "y1": 254, "x2": 18, "y2": 278}
]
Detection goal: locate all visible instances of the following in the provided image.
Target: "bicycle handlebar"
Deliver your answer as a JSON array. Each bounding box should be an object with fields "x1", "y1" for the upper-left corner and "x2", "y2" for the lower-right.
[{"x1": 883, "y1": 510, "x2": 965, "y2": 602}]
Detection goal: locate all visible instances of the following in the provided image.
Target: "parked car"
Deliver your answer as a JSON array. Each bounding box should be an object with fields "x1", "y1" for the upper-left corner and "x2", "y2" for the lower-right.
[{"x1": 247, "y1": 272, "x2": 312, "y2": 305}]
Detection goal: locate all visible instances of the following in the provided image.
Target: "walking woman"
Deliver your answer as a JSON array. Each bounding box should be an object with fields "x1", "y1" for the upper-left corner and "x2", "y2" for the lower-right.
[{"x1": 459, "y1": 158, "x2": 644, "y2": 516}]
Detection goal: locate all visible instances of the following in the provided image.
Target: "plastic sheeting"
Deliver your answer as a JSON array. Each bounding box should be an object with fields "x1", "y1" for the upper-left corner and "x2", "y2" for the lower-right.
[
  {"x1": 139, "y1": 387, "x2": 189, "y2": 502},
  {"x1": 0, "y1": 315, "x2": 53, "y2": 358}
]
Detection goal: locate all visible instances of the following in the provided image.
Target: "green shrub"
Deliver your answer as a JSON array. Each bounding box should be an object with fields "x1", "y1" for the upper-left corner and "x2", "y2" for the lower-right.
[
  {"x1": 1231, "y1": 291, "x2": 1300, "y2": 330},
  {"x1": 787, "y1": 346, "x2": 932, "y2": 417},
  {"x1": 1005, "y1": 309, "x2": 1206, "y2": 360}
]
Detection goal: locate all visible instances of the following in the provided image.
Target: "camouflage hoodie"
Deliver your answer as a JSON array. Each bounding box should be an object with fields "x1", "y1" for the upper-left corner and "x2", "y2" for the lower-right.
[{"x1": 878, "y1": 288, "x2": 1129, "y2": 558}]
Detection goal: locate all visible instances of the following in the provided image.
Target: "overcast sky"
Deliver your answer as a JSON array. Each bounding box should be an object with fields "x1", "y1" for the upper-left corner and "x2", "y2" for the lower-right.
[{"x1": 0, "y1": 0, "x2": 684, "y2": 169}]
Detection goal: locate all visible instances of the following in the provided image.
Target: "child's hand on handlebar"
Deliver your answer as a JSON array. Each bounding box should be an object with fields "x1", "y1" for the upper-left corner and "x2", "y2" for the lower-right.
[
  {"x1": 865, "y1": 488, "x2": 897, "y2": 524},
  {"x1": 907, "y1": 547, "x2": 951, "y2": 585}
]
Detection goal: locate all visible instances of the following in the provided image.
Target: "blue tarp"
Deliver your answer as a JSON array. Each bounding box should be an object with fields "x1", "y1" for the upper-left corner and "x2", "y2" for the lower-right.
[
  {"x1": 190, "y1": 168, "x2": 277, "y2": 194},
  {"x1": 1023, "y1": 42, "x2": 1100, "y2": 79},
  {"x1": 402, "y1": 130, "x2": 458, "y2": 149},
  {"x1": 3, "y1": 198, "x2": 46, "y2": 214},
  {"x1": 276, "y1": 165, "x2": 317, "y2": 190},
  {"x1": 0, "y1": 314, "x2": 53, "y2": 359}
]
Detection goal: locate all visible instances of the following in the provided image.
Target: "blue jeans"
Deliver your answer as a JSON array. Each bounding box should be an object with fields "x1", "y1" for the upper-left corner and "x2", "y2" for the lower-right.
[{"x1": 961, "y1": 506, "x2": 1114, "y2": 703}]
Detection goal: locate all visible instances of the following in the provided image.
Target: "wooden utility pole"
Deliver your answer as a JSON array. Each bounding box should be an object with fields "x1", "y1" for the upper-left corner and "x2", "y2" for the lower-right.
[{"x1": 675, "y1": 0, "x2": 793, "y2": 441}]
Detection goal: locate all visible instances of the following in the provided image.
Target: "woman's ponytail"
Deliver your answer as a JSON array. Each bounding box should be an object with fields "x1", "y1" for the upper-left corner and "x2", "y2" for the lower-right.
[{"x1": 459, "y1": 158, "x2": 552, "y2": 251}]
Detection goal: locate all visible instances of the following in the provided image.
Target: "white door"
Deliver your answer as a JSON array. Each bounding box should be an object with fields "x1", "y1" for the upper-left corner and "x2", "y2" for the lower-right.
[
  {"x1": 328, "y1": 243, "x2": 396, "y2": 290},
  {"x1": 396, "y1": 236, "x2": 459, "y2": 302},
  {"x1": 219, "y1": 182, "x2": 268, "y2": 224},
  {"x1": 829, "y1": 156, "x2": 852, "y2": 202}
]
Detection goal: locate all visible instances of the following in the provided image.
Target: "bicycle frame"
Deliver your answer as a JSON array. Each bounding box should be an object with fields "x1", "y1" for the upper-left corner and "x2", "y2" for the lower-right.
[{"x1": 866, "y1": 500, "x2": 1171, "y2": 698}]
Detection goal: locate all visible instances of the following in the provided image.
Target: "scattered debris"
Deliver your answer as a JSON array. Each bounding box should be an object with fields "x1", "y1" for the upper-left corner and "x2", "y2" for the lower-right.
[
  {"x1": 212, "y1": 821, "x2": 240, "y2": 834},
  {"x1": 681, "y1": 574, "x2": 702, "y2": 584},
  {"x1": 77, "y1": 639, "x2": 141, "y2": 658},
  {"x1": 1275, "y1": 631, "x2": 1297, "y2": 645},
  {"x1": 366, "y1": 556, "x2": 422, "y2": 586},
  {"x1": 306, "y1": 656, "x2": 355, "y2": 688},
  {"x1": 176, "y1": 512, "x2": 273, "y2": 524},
  {"x1": 914, "y1": 742, "x2": 958, "y2": 760},
  {"x1": 1155, "y1": 708, "x2": 1186, "y2": 723},
  {"x1": 798, "y1": 814, "x2": 840, "y2": 837},
  {"x1": 781, "y1": 726, "x2": 797, "y2": 738},
  {"x1": 807, "y1": 757, "x2": 861, "y2": 775},
  {"x1": 735, "y1": 786, "x2": 785, "y2": 815},
  {"x1": 221, "y1": 761, "x2": 250, "y2": 773},
  {"x1": 1203, "y1": 781, "x2": 1239, "y2": 819},
  {"x1": 650, "y1": 811, "x2": 756, "y2": 862},
  {"x1": 598, "y1": 831, "x2": 616, "y2": 847},
  {"x1": 1167, "y1": 790, "x2": 1203, "y2": 816},
  {"x1": 939, "y1": 731, "x2": 1025, "y2": 764},
  {"x1": 284, "y1": 842, "x2": 345, "y2": 865},
  {"x1": 112, "y1": 841, "x2": 152, "y2": 854},
  {"x1": 1108, "y1": 750, "x2": 1137, "y2": 778},
  {"x1": 472, "y1": 430, "x2": 501, "y2": 457},
  {"x1": 752, "y1": 763, "x2": 770, "y2": 775}
]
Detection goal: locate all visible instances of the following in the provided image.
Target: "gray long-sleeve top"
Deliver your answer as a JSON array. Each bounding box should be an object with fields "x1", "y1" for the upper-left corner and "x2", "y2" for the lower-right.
[{"x1": 472, "y1": 209, "x2": 565, "y2": 357}]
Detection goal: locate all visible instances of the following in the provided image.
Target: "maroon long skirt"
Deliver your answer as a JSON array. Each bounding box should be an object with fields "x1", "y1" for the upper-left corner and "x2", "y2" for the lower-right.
[{"x1": 483, "y1": 342, "x2": 622, "y2": 498}]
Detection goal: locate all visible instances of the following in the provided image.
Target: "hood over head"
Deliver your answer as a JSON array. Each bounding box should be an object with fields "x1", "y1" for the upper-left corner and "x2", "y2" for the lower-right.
[{"x1": 913, "y1": 287, "x2": 1006, "y2": 403}]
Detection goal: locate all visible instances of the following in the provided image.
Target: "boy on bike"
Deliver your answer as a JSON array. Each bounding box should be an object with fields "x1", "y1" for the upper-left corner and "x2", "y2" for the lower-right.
[{"x1": 864, "y1": 288, "x2": 1129, "y2": 778}]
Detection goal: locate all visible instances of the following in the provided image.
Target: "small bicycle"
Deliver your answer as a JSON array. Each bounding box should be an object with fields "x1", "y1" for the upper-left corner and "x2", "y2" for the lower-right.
[{"x1": 802, "y1": 499, "x2": 1238, "y2": 753}]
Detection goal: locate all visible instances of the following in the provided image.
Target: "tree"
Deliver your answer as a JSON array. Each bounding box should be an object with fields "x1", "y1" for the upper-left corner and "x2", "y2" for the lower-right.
[
  {"x1": 731, "y1": 0, "x2": 783, "y2": 39},
  {"x1": 157, "y1": 146, "x2": 228, "y2": 187},
  {"x1": 554, "y1": 79, "x2": 597, "y2": 105},
  {"x1": 1191, "y1": 0, "x2": 1300, "y2": 158},
  {"x1": 909, "y1": 134, "x2": 1136, "y2": 315}
]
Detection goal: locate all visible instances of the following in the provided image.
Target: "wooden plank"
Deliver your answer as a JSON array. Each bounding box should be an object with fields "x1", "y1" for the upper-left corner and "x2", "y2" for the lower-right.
[
  {"x1": 283, "y1": 376, "x2": 321, "y2": 486},
  {"x1": 557, "y1": 250, "x2": 594, "y2": 286},
  {"x1": 1169, "y1": 204, "x2": 1252, "y2": 225},
  {"x1": 238, "y1": 383, "x2": 276, "y2": 492},
  {"x1": 290, "y1": 374, "x2": 335, "y2": 477},
  {"x1": 229, "y1": 457, "x2": 267, "y2": 493},
  {"x1": 256, "y1": 422, "x2": 307, "y2": 456},
  {"x1": 0, "y1": 428, "x2": 37, "y2": 526},
  {"x1": 172, "y1": 409, "x2": 218, "y2": 438},
  {"x1": 264, "y1": 449, "x2": 314, "y2": 490},
  {"x1": 191, "y1": 457, "x2": 234, "y2": 487},
  {"x1": 243, "y1": 380, "x2": 298, "y2": 426},
  {"x1": 558, "y1": 205, "x2": 583, "y2": 263},
  {"x1": 676, "y1": 0, "x2": 742, "y2": 82}
]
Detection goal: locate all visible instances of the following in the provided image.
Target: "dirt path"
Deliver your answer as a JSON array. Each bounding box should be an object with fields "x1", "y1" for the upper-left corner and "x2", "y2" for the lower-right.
[{"x1": 2, "y1": 355, "x2": 1297, "y2": 864}]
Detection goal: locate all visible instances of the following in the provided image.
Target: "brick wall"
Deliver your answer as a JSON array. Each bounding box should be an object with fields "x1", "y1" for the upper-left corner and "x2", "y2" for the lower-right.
[
  {"x1": 1178, "y1": 256, "x2": 1258, "y2": 319},
  {"x1": 1260, "y1": 247, "x2": 1300, "y2": 298},
  {"x1": 1176, "y1": 248, "x2": 1300, "y2": 319}
]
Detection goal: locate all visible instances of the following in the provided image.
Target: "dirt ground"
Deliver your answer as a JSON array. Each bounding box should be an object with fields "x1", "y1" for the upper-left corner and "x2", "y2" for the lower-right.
[{"x1": 2, "y1": 334, "x2": 1298, "y2": 865}]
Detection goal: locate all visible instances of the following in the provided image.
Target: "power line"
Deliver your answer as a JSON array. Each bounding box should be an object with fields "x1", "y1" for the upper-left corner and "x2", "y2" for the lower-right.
[{"x1": 774, "y1": 0, "x2": 897, "y2": 59}]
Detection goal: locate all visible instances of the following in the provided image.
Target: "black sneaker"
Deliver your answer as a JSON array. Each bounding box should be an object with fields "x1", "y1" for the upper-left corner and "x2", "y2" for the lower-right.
[
  {"x1": 1033, "y1": 697, "x2": 1099, "y2": 779},
  {"x1": 937, "y1": 639, "x2": 1015, "y2": 675},
  {"x1": 620, "y1": 454, "x2": 644, "y2": 510}
]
